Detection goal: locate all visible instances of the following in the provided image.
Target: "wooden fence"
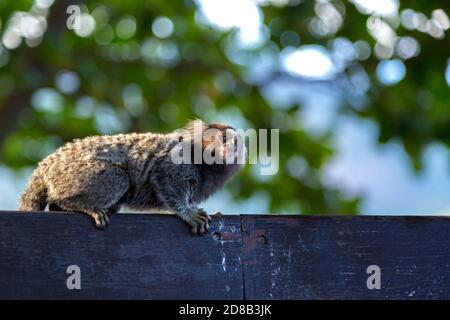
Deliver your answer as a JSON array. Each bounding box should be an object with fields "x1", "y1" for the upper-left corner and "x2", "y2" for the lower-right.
[{"x1": 1, "y1": 211, "x2": 450, "y2": 299}]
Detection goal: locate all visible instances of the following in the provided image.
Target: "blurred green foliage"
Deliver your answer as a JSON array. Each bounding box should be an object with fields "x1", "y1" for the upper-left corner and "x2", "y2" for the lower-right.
[{"x1": 0, "y1": 0, "x2": 448, "y2": 214}]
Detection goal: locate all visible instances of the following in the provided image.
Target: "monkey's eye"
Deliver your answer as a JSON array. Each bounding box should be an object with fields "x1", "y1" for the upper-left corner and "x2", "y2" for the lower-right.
[{"x1": 222, "y1": 134, "x2": 227, "y2": 144}]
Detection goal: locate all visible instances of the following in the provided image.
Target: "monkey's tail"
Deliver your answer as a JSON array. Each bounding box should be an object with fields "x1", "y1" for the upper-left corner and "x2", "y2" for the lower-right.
[{"x1": 18, "y1": 170, "x2": 48, "y2": 211}]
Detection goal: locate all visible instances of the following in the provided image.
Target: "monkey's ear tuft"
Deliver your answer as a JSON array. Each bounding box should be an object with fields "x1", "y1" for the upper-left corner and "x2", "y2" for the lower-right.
[{"x1": 184, "y1": 118, "x2": 207, "y2": 131}]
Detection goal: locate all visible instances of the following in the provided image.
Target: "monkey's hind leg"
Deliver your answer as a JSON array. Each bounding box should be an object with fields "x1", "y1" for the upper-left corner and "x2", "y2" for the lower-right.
[
  {"x1": 48, "y1": 161, "x2": 129, "y2": 229},
  {"x1": 49, "y1": 203, "x2": 115, "y2": 229}
]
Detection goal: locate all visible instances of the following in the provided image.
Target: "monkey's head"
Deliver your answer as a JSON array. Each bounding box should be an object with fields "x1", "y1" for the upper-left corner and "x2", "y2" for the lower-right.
[
  {"x1": 182, "y1": 119, "x2": 246, "y2": 168},
  {"x1": 173, "y1": 120, "x2": 246, "y2": 174},
  {"x1": 170, "y1": 119, "x2": 245, "y2": 200}
]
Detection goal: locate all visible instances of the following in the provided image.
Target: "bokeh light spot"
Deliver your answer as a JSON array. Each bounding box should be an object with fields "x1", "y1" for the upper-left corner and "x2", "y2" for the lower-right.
[
  {"x1": 152, "y1": 16, "x2": 174, "y2": 39},
  {"x1": 116, "y1": 16, "x2": 137, "y2": 40},
  {"x1": 74, "y1": 13, "x2": 96, "y2": 37},
  {"x1": 91, "y1": 6, "x2": 110, "y2": 26},
  {"x1": 396, "y1": 36, "x2": 419, "y2": 60},
  {"x1": 31, "y1": 88, "x2": 64, "y2": 113},
  {"x1": 376, "y1": 59, "x2": 406, "y2": 85},
  {"x1": 2, "y1": 29, "x2": 22, "y2": 49},
  {"x1": 281, "y1": 45, "x2": 336, "y2": 79},
  {"x1": 55, "y1": 70, "x2": 80, "y2": 95}
]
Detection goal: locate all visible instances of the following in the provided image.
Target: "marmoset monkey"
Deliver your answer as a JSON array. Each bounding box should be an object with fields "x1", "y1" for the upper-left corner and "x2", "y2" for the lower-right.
[{"x1": 19, "y1": 120, "x2": 245, "y2": 235}]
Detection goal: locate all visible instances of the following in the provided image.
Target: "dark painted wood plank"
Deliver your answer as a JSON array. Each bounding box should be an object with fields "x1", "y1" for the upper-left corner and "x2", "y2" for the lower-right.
[
  {"x1": 3, "y1": 212, "x2": 450, "y2": 300},
  {"x1": 0, "y1": 211, "x2": 242, "y2": 299},
  {"x1": 242, "y1": 215, "x2": 450, "y2": 300}
]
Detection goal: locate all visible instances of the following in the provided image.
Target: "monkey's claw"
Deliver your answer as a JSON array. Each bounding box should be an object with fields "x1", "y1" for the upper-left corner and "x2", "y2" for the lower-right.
[
  {"x1": 189, "y1": 209, "x2": 212, "y2": 235},
  {"x1": 87, "y1": 209, "x2": 111, "y2": 229}
]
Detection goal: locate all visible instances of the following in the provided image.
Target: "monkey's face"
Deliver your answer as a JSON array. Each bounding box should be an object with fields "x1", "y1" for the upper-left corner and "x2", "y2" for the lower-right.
[
  {"x1": 202, "y1": 123, "x2": 246, "y2": 165},
  {"x1": 182, "y1": 120, "x2": 246, "y2": 166}
]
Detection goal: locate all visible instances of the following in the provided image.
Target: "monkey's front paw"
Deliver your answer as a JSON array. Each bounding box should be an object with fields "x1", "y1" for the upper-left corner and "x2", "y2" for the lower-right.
[
  {"x1": 86, "y1": 209, "x2": 111, "y2": 230},
  {"x1": 188, "y1": 208, "x2": 212, "y2": 235}
]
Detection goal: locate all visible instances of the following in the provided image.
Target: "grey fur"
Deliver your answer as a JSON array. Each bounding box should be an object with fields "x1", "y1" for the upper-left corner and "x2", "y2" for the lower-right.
[{"x1": 18, "y1": 120, "x2": 245, "y2": 235}]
